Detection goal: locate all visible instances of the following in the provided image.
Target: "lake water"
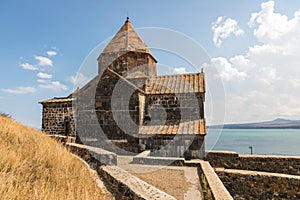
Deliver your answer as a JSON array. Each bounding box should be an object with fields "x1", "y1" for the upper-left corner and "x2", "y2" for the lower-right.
[{"x1": 205, "y1": 129, "x2": 300, "y2": 156}]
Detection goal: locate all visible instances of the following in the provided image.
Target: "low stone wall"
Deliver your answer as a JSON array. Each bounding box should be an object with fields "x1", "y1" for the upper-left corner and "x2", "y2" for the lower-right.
[
  {"x1": 198, "y1": 161, "x2": 233, "y2": 200},
  {"x1": 215, "y1": 168, "x2": 300, "y2": 199},
  {"x1": 67, "y1": 143, "x2": 117, "y2": 166},
  {"x1": 206, "y1": 150, "x2": 300, "y2": 175}
]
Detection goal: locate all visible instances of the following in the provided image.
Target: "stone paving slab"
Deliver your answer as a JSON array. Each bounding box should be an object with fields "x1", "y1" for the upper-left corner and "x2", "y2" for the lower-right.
[{"x1": 183, "y1": 167, "x2": 202, "y2": 200}]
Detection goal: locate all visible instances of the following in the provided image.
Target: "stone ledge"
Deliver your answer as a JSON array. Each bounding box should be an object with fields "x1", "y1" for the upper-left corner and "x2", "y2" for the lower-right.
[
  {"x1": 199, "y1": 161, "x2": 233, "y2": 200},
  {"x1": 100, "y1": 165, "x2": 176, "y2": 200},
  {"x1": 131, "y1": 156, "x2": 185, "y2": 166},
  {"x1": 215, "y1": 168, "x2": 300, "y2": 180},
  {"x1": 239, "y1": 154, "x2": 300, "y2": 159},
  {"x1": 48, "y1": 134, "x2": 76, "y2": 143},
  {"x1": 206, "y1": 150, "x2": 238, "y2": 155},
  {"x1": 67, "y1": 143, "x2": 117, "y2": 166},
  {"x1": 136, "y1": 150, "x2": 151, "y2": 157}
]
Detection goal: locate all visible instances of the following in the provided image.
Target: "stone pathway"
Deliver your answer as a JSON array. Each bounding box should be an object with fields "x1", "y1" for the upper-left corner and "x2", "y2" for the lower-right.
[
  {"x1": 117, "y1": 155, "x2": 203, "y2": 200},
  {"x1": 101, "y1": 165, "x2": 176, "y2": 200},
  {"x1": 183, "y1": 167, "x2": 202, "y2": 200}
]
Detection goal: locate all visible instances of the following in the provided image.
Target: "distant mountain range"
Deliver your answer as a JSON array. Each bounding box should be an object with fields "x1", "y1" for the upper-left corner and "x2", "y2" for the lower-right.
[{"x1": 209, "y1": 118, "x2": 300, "y2": 129}]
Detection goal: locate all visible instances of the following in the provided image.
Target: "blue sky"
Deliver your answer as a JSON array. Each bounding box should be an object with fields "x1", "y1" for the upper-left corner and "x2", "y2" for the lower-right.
[{"x1": 1, "y1": 0, "x2": 300, "y2": 127}]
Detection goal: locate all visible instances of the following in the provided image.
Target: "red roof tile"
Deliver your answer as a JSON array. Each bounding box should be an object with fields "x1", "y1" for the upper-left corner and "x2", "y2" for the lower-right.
[
  {"x1": 98, "y1": 18, "x2": 154, "y2": 57},
  {"x1": 39, "y1": 97, "x2": 72, "y2": 104},
  {"x1": 146, "y1": 73, "x2": 205, "y2": 94},
  {"x1": 138, "y1": 119, "x2": 206, "y2": 135}
]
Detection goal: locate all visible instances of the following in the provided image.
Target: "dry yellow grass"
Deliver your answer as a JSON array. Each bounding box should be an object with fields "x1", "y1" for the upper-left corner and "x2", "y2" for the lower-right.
[{"x1": 0, "y1": 115, "x2": 113, "y2": 200}]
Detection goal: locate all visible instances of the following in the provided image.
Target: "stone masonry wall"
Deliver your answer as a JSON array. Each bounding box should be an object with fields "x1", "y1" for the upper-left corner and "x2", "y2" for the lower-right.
[
  {"x1": 99, "y1": 51, "x2": 157, "y2": 78},
  {"x1": 95, "y1": 70, "x2": 142, "y2": 140},
  {"x1": 146, "y1": 93, "x2": 204, "y2": 125},
  {"x1": 216, "y1": 168, "x2": 300, "y2": 199},
  {"x1": 206, "y1": 151, "x2": 300, "y2": 175},
  {"x1": 41, "y1": 101, "x2": 75, "y2": 136},
  {"x1": 73, "y1": 71, "x2": 144, "y2": 154},
  {"x1": 74, "y1": 76, "x2": 103, "y2": 143}
]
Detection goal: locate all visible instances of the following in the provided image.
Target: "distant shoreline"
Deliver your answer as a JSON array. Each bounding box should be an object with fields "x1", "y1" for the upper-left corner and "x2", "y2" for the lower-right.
[
  {"x1": 208, "y1": 118, "x2": 300, "y2": 129},
  {"x1": 208, "y1": 126, "x2": 300, "y2": 129}
]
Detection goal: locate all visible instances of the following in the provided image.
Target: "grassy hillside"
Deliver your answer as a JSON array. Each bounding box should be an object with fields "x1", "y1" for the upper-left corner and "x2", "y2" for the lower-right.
[{"x1": 0, "y1": 115, "x2": 113, "y2": 199}]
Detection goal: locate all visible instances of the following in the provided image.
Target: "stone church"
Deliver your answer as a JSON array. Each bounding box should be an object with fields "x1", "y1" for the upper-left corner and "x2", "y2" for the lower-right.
[{"x1": 39, "y1": 18, "x2": 207, "y2": 159}]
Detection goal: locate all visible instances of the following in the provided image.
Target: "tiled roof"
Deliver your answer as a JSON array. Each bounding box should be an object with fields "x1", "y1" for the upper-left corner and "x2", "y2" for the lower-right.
[
  {"x1": 138, "y1": 119, "x2": 206, "y2": 136},
  {"x1": 145, "y1": 73, "x2": 205, "y2": 94},
  {"x1": 39, "y1": 97, "x2": 72, "y2": 104},
  {"x1": 99, "y1": 18, "x2": 153, "y2": 56}
]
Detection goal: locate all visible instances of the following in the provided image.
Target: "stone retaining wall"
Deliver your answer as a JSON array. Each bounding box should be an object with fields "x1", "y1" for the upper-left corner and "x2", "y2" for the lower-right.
[
  {"x1": 206, "y1": 151, "x2": 300, "y2": 175},
  {"x1": 215, "y1": 168, "x2": 300, "y2": 199},
  {"x1": 67, "y1": 143, "x2": 117, "y2": 166}
]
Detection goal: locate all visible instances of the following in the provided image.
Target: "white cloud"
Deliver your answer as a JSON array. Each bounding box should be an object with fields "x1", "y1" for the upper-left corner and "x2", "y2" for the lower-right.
[
  {"x1": 225, "y1": 88, "x2": 300, "y2": 123},
  {"x1": 212, "y1": 16, "x2": 244, "y2": 47},
  {"x1": 37, "y1": 79, "x2": 48, "y2": 83},
  {"x1": 229, "y1": 55, "x2": 252, "y2": 71},
  {"x1": 20, "y1": 63, "x2": 38, "y2": 71},
  {"x1": 2, "y1": 86, "x2": 36, "y2": 94},
  {"x1": 39, "y1": 81, "x2": 68, "y2": 91},
  {"x1": 248, "y1": 0, "x2": 300, "y2": 55},
  {"x1": 46, "y1": 51, "x2": 57, "y2": 57},
  {"x1": 248, "y1": 1, "x2": 296, "y2": 43},
  {"x1": 37, "y1": 72, "x2": 52, "y2": 79},
  {"x1": 69, "y1": 73, "x2": 89, "y2": 87},
  {"x1": 258, "y1": 67, "x2": 277, "y2": 85},
  {"x1": 35, "y1": 56, "x2": 53, "y2": 66},
  {"x1": 205, "y1": 57, "x2": 246, "y2": 81},
  {"x1": 248, "y1": 44, "x2": 281, "y2": 56},
  {"x1": 173, "y1": 67, "x2": 186, "y2": 74},
  {"x1": 206, "y1": 1, "x2": 300, "y2": 123}
]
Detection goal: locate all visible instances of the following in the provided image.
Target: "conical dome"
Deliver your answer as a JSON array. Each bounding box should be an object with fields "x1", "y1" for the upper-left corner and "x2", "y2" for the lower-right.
[
  {"x1": 97, "y1": 18, "x2": 157, "y2": 76},
  {"x1": 100, "y1": 17, "x2": 152, "y2": 55}
]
